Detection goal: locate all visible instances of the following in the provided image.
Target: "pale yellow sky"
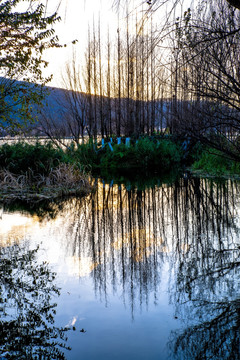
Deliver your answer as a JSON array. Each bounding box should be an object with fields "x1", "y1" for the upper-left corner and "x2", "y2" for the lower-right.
[
  {"x1": 43, "y1": 0, "x2": 119, "y2": 88},
  {"x1": 42, "y1": 0, "x2": 181, "y2": 88},
  {"x1": 14, "y1": 0, "x2": 190, "y2": 88}
]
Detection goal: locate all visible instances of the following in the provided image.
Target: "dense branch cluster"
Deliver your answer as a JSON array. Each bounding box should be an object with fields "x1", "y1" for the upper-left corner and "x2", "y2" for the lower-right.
[
  {"x1": 0, "y1": 0, "x2": 60, "y2": 82},
  {"x1": 0, "y1": 0, "x2": 60, "y2": 133}
]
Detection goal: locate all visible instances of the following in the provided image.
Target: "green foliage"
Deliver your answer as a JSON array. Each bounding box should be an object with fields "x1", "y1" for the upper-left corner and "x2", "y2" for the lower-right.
[
  {"x1": 68, "y1": 140, "x2": 99, "y2": 170},
  {"x1": 192, "y1": 148, "x2": 240, "y2": 176},
  {"x1": 133, "y1": 137, "x2": 181, "y2": 170},
  {"x1": 99, "y1": 143, "x2": 136, "y2": 169},
  {"x1": 183, "y1": 141, "x2": 205, "y2": 165},
  {"x1": 0, "y1": 79, "x2": 48, "y2": 134},
  {"x1": 0, "y1": 142, "x2": 92, "y2": 201},
  {"x1": 71, "y1": 137, "x2": 182, "y2": 173},
  {"x1": 0, "y1": 1, "x2": 60, "y2": 82},
  {"x1": 0, "y1": 142, "x2": 66, "y2": 175},
  {"x1": 0, "y1": 0, "x2": 61, "y2": 132}
]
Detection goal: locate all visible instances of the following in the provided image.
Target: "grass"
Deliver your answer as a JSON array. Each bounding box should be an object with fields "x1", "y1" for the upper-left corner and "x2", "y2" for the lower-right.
[
  {"x1": 0, "y1": 142, "x2": 92, "y2": 202},
  {"x1": 0, "y1": 138, "x2": 184, "y2": 201},
  {"x1": 191, "y1": 147, "x2": 240, "y2": 177},
  {"x1": 1, "y1": 138, "x2": 240, "y2": 203}
]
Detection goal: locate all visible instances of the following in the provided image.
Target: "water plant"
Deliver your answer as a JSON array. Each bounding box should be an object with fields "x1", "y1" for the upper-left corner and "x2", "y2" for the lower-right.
[{"x1": 0, "y1": 163, "x2": 92, "y2": 201}]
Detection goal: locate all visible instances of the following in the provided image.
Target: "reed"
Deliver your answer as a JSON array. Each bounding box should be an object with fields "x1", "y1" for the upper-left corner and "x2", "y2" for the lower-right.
[{"x1": 0, "y1": 163, "x2": 92, "y2": 202}]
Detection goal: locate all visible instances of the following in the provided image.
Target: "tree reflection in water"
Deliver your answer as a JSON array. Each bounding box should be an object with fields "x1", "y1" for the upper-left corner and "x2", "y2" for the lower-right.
[
  {"x1": 0, "y1": 244, "x2": 70, "y2": 359},
  {"x1": 168, "y1": 178, "x2": 240, "y2": 359},
  {"x1": 59, "y1": 176, "x2": 240, "y2": 357},
  {"x1": 3, "y1": 176, "x2": 240, "y2": 359}
]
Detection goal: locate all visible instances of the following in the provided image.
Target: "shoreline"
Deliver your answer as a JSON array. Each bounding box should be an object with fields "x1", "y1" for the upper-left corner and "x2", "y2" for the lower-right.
[{"x1": 0, "y1": 185, "x2": 92, "y2": 203}]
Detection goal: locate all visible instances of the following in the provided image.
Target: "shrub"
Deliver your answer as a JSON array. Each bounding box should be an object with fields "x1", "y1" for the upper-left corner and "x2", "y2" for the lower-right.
[
  {"x1": 192, "y1": 148, "x2": 240, "y2": 176},
  {"x1": 0, "y1": 138, "x2": 183, "y2": 180},
  {"x1": 69, "y1": 141, "x2": 99, "y2": 170},
  {"x1": 0, "y1": 142, "x2": 67, "y2": 175},
  {"x1": 91, "y1": 137, "x2": 182, "y2": 172}
]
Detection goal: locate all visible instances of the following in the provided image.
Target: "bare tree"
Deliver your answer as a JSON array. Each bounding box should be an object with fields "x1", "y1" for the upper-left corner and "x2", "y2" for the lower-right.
[
  {"x1": 113, "y1": 0, "x2": 240, "y2": 12},
  {"x1": 106, "y1": 28, "x2": 113, "y2": 136},
  {"x1": 169, "y1": 0, "x2": 240, "y2": 160},
  {"x1": 38, "y1": 54, "x2": 90, "y2": 146},
  {"x1": 85, "y1": 26, "x2": 94, "y2": 138},
  {"x1": 117, "y1": 24, "x2": 122, "y2": 136}
]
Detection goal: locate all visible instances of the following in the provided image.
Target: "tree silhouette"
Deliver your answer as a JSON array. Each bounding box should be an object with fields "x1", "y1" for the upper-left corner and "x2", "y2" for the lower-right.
[
  {"x1": 0, "y1": 244, "x2": 70, "y2": 359},
  {"x1": 168, "y1": 178, "x2": 240, "y2": 359},
  {"x1": 0, "y1": 0, "x2": 60, "y2": 133}
]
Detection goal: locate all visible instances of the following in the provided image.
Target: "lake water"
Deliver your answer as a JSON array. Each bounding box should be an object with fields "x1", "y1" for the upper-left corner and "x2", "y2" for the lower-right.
[{"x1": 1, "y1": 176, "x2": 240, "y2": 359}]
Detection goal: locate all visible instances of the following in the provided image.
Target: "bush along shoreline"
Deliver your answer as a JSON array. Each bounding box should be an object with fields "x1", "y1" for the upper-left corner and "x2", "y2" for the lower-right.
[
  {"x1": 0, "y1": 142, "x2": 92, "y2": 202},
  {"x1": 0, "y1": 138, "x2": 239, "y2": 202},
  {"x1": 190, "y1": 147, "x2": 240, "y2": 179},
  {"x1": 67, "y1": 136, "x2": 184, "y2": 174}
]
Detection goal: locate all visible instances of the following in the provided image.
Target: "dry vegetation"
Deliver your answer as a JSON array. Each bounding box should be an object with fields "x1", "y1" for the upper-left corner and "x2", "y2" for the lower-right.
[{"x1": 0, "y1": 163, "x2": 92, "y2": 202}]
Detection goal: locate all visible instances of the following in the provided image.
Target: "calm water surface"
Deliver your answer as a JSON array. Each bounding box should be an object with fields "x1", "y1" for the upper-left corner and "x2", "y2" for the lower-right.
[{"x1": 1, "y1": 176, "x2": 240, "y2": 359}]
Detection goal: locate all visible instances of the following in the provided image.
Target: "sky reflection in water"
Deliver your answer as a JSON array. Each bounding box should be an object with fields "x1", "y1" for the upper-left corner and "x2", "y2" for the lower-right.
[{"x1": 1, "y1": 176, "x2": 240, "y2": 359}]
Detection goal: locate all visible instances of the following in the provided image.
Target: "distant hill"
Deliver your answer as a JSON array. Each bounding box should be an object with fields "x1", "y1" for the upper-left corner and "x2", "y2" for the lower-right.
[
  {"x1": 36, "y1": 86, "x2": 170, "y2": 138},
  {"x1": 0, "y1": 78, "x2": 72, "y2": 135},
  {"x1": 1, "y1": 77, "x2": 237, "y2": 139}
]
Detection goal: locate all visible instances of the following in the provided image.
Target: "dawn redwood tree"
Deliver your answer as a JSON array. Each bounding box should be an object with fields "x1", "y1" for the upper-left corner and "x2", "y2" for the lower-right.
[
  {"x1": 0, "y1": 0, "x2": 60, "y2": 134},
  {"x1": 39, "y1": 57, "x2": 89, "y2": 147},
  {"x1": 115, "y1": 0, "x2": 240, "y2": 161},
  {"x1": 117, "y1": 24, "x2": 122, "y2": 137},
  {"x1": 106, "y1": 28, "x2": 113, "y2": 136}
]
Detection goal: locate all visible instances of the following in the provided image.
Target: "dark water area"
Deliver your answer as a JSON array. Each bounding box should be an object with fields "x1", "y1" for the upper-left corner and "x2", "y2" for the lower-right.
[{"x1": 1, "y1": 175, "x2": 240, "y2": 359}]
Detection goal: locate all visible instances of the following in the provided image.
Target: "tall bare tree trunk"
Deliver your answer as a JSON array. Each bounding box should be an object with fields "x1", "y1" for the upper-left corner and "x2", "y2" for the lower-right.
[
  {"x1": 106, "y1": 28, "x2": 112, "y2": 137},
  {"x1": 98, "y1": 17, "x2": 104, "y2": 138},
  {"x1": 117, "y1": 23, "x2": 122, "y2": 137}
]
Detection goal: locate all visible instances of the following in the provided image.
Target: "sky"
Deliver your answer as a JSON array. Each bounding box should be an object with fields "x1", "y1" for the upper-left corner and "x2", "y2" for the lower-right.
[
  {"x1": 15, "y1": 0, "x2": 189, "y2": 89},
  {"x1": 41, "y1": 0, "x2": 182, "y2": 89},
  {"x1": 43, "y1": 0, "x2": 119, "y2": 88}
]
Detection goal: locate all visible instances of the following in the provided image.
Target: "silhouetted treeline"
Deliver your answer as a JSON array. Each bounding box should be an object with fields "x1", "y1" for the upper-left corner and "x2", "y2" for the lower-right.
[{"x1": 37, "y1": 0, "x2": 240, "y2": 163}]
